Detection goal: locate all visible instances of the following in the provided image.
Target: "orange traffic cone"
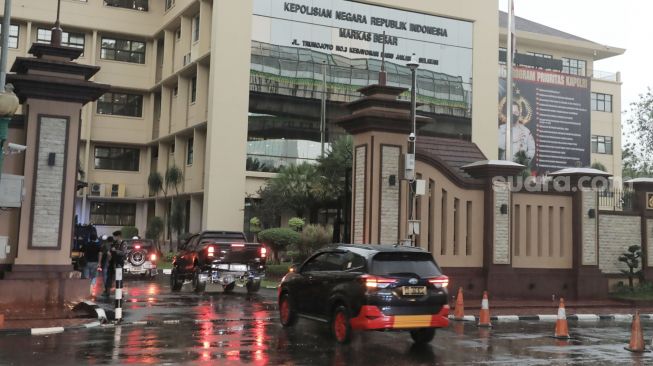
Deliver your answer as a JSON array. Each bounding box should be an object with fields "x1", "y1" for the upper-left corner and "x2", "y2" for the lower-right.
[
  {"x1": 454, "y1": 287, "x2": 465, "y2": 320},
  {"x1": 478, "y1": 291, "x2": 492, "y2": 327},
  {"x1": 553, "y1": 298, "x2": 570, "y2": 339},
  {"x1": 625, "y1": 311, "x2": 648, "y2": 352}
]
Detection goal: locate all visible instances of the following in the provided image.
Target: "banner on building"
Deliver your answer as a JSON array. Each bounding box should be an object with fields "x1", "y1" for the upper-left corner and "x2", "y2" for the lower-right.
[{"x1": 498, "y1": 66, "x2": 591, "y2": 174}]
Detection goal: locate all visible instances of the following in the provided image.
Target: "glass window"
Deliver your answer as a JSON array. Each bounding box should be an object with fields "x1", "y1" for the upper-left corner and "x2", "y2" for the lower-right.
[
  {"x1": 301, "y1": 253, "x2": 331, "y2": 272},
  {"x1": 37, "y1": 28, "x2": 85, "y2": 52},
  {"x1": 371, "y1": 252, "x2": 442, "y2": 278},
  {"x1": 101, "y1": 37, "x2": 145, "y2": 64},
  {"x1": 97, "y1": 92, "x2": 143, "y2": 117},
  {"x1": 90, "y1": 202, "x2": 136, "y2": 226},
  {"x1": 190, "y1": 76, "x2": 197, "y2": 103},
  {"x1": 175, "y1": 27, "x2": 181, "y2": 41},
  {"x1": 562, "y1": 57, "x2": 586, "y2": 76},
  {"x1": 192, "y1": 14, "x2": 200, "y2": 42},
  {"x1": 591, "y1": 92, "x2": 612, "y2": 112},
  {"x1": 94, "y1": 146, "x2": 140, "y2": 171},
  {"x1": 591, "y1": 135, "x2": 613, "y2": 155},
  {"x1": 186, "y1": 137, "x2": 194, "y2": 165},
  {"x1": 165, "y1": 0, "x2": 175, "y2": 11},
  {"x1": 0, "y1": 24, "x2": 19, "y2": 49},
  {"x1": 342, "y1": 252, "x2": 366, "y2": 271},
  {"x1": 104, "y1": 0, "x2": 148, "y2": 11}
]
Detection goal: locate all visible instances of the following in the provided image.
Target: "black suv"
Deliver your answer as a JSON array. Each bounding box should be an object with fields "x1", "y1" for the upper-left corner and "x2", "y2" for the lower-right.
[
  {"x1": 171, "y1": 231, "x2": 266, "y2": 293},
  {"x1": 278, "y1": 244, "x2": 449, "y2": 344}
]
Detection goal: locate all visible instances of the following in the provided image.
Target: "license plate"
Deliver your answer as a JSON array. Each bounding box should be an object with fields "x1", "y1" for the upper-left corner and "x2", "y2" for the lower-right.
[
  {"x1": 230, "y1": 264, "x2": 248, "y2": 271},
  {"x1": 402, "y1": 286, "x2": 426, "y2": 296}
]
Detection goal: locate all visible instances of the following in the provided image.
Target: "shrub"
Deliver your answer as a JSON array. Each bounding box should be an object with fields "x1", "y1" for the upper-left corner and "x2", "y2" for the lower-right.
[
  {"x1": 266, "y1": 263, "x2": 293, "y2": 279},
  {"x1": 258, "y1": 228, "x2": 300, "y2": 263},
  {"x1": 293, "y1": 224, "x2": 333, "y2": 261},
  {"x1": 121, "y1": 226, "x2": 139, "y2": 239},
  {"x1": 288, "y1": 217, "x2": 305, "y2": 232}
]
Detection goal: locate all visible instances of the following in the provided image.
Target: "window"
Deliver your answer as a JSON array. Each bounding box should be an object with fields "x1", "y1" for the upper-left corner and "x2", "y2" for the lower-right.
[
  {"x1": 90, "y1": 202, "x2": 136, "y2": 226},
  {"x1": 165, "y1": 0, "x2": 175, "y2": 11},
  {"x1": 526, "y1": 51, "x2": 553, "y2": 59},
  {"x1": 104, "y1": 0, "x2": 148, "y2": 11},
  {"x1": 192, "y1": 14, "x2": 200, "y2": 42},
  {"x1": 97, "y1": 92, "x2": 143, "y2": 117},
  {"x1": 101, "y1": 37, "x2": 145, "y2": 64},
  {"x1": 175, "y1": 27, "x2": 181, "y2": 41},
  {"x1": 591, "y1": 135, "x2": 613, "y2": 155},
  {"x1": 37, "y1": 28, "x2": 85, "y2": 51},
  {"x1": 186, "y1": 138, "x2": 194, "y2": 165},
  {"x1": 0, "y1": 24, "x2": 19, "y2": 49},
  {"x1": 94, "y1": 146, "x2": 140, "y2": 171},
  {"x1": 173, "y1": 85, "x2": 178, "y2": 97},
  {"x1": 498, "y1": 47, "x2": 506, "y2": 64},
  {"x1": 190, "y1": 76, "x2": 197, "y2": 103},
  {"x1": 591, "y1": 93, "x2": 612, "y2": 112},
  {"x1": 562, "y1": 57, "x2": 586, "y2": 76}
]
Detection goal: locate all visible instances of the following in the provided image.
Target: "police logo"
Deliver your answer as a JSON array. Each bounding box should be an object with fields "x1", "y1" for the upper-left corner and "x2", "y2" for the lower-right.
[
  {"x1": 409, "y1": 278, "x2": 418, "y2": 285},
  {"x1": 647, "y1": 193, "x2": 653, "y2": 210}
]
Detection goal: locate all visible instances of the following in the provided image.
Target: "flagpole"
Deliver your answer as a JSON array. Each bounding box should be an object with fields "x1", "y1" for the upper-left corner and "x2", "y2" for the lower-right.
[{"x1": 505, "y1": 0, "x2": 514, "y2": 162}]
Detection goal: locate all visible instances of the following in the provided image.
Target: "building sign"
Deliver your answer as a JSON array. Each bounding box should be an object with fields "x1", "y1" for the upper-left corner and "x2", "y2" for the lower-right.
[
  {"x1": 647, "y1": 192, "x2": 653, "y2": 210},
  {"x1": 498, "y1": 66, "x2": 591, "y2": 174},
  {"x1": 252, "y1": 0, "x2": 473, "y2": 85}
]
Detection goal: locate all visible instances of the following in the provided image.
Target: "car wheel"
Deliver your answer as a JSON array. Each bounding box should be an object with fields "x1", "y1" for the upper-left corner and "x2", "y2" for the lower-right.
[
  {"x1": 279, "y1": 293, "x2": 297, "y2": 327},
  {"x1": 246, "y1": 279, "x2": 261, "y2": 293},
  {"x1": 331, "y1": 305, "x2": 352, "y2": 344},
  {"x1": 192, "y1": 267, "x2": 206, "y2": 293},
  {"x1": 410, "y1": 328, "x2": 436, "y2": 344},
  {"x1": 170, "y1": 268, "x2": 182, "y2": 292},
  {"x1": 223, "y1": 282, "x2": 235, "y2": 293}
]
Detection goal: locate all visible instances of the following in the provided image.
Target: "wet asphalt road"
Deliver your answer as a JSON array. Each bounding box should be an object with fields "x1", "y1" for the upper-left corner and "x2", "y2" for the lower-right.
[{"x1": 1, "y1": 278, "x2": 652, "y2": 365}]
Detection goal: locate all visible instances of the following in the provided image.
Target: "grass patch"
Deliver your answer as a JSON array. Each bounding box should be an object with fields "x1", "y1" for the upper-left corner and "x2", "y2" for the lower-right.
[
  {"x1": 262, "y1": 278, "x2": 280, "y2": 289},
  {"x1": 610, "y1": 283, "x2": 653, "y2": 301},
  {"x1": 158, "y1": 260, "x2": 173, "y2": 270}
]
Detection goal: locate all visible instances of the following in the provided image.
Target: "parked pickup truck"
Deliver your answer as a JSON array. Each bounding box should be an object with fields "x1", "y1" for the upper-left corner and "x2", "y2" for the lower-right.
[{"x1": 171, "y1": 231, "x2": 267, "y2": 293}]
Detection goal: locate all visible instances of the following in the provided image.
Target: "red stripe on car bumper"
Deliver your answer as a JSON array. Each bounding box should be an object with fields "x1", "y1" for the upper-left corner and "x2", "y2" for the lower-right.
[{"x1": 350, "y1": 304, "x2": 449, "y2": 330}]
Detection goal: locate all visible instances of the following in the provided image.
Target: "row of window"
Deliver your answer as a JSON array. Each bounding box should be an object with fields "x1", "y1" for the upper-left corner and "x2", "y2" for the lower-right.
[
  {"x1": 93, "y1": 138, "x2": 194, "y2": 172},
  {"x1": 90, "y1": 202, "x2": 136, "y2": 226},
  {"x1": 1, "y1": 16, "x2": 201, "y2": 64}
]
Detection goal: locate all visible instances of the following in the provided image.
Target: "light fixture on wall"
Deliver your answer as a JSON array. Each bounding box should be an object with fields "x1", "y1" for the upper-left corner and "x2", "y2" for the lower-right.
[
  {"x1": 587, "y1": 208, "x2": 596, "y2": 218},
  {"x1": 500, "y1": 204, "x2": 508, "y2": 215}
]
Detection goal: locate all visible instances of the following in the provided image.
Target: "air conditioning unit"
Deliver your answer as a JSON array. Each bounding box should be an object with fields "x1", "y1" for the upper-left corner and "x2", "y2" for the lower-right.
[
  {"x1": 89, "y1": 183, "x2": 106, "y2": 197},
  {"x1": 183, "y1": 52, "x2": 191, "y2": 66},
  {"x1": 110, "y1": 184, "x2": 126, "y2": 198}
]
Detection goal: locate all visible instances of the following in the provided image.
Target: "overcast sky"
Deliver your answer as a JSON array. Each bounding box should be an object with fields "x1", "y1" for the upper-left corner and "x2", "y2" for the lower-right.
[{"x1": 499, "y1": 0, "x2": 651, "y2": 121}]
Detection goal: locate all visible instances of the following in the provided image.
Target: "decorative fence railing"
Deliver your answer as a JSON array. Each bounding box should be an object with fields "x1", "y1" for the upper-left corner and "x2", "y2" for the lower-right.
[{"x1": 598, "y1": 188, "x2": 635, "y2": 211}]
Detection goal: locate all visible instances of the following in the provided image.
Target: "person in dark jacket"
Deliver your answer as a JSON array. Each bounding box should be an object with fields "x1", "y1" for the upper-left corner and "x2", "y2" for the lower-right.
[{"x1": 81, "y1": 238, "x2": 102, "y2": 294}]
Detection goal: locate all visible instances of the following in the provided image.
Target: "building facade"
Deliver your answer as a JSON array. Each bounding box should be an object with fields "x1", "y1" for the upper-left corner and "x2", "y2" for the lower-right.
[{"x1": 0, "y1": 0, "x2": 622, "y2": 253}]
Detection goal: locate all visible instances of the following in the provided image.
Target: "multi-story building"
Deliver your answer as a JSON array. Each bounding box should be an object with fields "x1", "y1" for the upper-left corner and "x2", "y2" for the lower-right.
[{"x1": 0, "y1": 0, "x2": 623, "y2": 245}]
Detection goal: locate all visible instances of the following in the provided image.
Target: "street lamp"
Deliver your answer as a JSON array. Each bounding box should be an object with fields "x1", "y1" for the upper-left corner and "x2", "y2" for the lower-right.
[{"x1": 406, "y1": 53, "x2": 419, "y2": 245}]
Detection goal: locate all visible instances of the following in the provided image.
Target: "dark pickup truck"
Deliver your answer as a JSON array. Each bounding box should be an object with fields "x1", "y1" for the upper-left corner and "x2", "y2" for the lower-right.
[{"x1": 171, "y1": 231, "x2": 267, "y2": 293}]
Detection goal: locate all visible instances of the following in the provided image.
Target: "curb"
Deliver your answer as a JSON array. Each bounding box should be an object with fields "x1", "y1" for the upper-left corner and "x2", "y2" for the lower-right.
[
  {"x1": 0, "y1": 320, "x2": 103, "y2": 336},
  {"x1": 0, "y1": 301, "x2": 108, "y2": 337},
  {"x1": 449, "y1": 313, "x2": 651, "y2": 322}
]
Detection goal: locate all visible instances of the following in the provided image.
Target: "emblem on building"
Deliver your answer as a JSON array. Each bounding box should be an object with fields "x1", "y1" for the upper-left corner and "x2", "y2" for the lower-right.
[{"x1": 647, "y1": 192, "x2": 653, "y2": 210}]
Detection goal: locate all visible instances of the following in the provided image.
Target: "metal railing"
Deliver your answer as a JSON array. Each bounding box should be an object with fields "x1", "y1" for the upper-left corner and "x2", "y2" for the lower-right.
[
  {"x1": 591, "y1": 70, "x2": 619, "y2": 82},
  {"x1": 598, "y1": 188, "x2": 635, "y2": 211}
]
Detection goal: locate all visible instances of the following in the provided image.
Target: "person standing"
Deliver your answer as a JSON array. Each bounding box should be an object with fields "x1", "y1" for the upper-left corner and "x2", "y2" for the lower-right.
[
  {"x1": 81, "y1": 237, "x2": 102, "y2": 294},
  {"x1": 102, "y1": 236, "x2": 115, "y2": 297}
]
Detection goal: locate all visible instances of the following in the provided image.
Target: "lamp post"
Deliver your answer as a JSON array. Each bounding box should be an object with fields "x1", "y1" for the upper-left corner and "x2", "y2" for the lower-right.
[{"x1": 406, "y1": 53, "x2": 419, "y2": 245}]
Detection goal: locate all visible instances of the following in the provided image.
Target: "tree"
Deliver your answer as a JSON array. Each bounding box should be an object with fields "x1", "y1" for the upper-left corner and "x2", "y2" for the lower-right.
[
  {"x1": 121, "y1": 226, "x2": 139, "y2": 239},
  {"x1": 513, "y1": 150, "x2": 531, "y2": 179},
  {"x1": 148, "y1": 166, "x2": 184, "y2": 252},
  {"x1": 590, "y1": 161, "x2": 607, "y2": 172},
  {"x1": 623, "y1": 88, "x2": 653, "y2": 179},
  {"x1": 288, "y1": 217, "x2": 305, "y2": 232},
  {"x1": 145, "y1": 216, "x2": 164, "y2": 251},
  {"x1": 257, "y1": 228, "x2": 300, "y2": 263},
  {"x1": 618, "y1": 245, "x2": 643, "y2": 291}
]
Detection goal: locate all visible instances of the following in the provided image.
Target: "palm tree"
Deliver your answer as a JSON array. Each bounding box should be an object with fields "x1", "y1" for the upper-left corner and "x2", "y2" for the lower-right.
[{"x1": 148, "y1": 166, "x2": 184, "y2": 251}]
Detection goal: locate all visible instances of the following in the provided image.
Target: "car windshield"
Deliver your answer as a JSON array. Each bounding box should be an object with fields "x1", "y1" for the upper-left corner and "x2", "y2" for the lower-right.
[{"x1": 371, "y1": 252, "x2": 441, "y2": 278}]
